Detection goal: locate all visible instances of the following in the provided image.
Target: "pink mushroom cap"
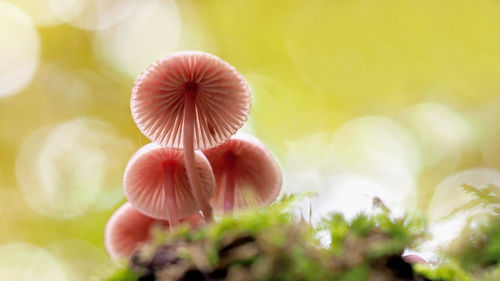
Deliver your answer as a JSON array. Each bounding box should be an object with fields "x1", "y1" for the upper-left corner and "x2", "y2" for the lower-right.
[
  {"x1": 131, "y1": 51, "x2": 251, "y2": 150},
  {"x1": 123, "y1": 143, "x2": 215, "y2": 220},
  {"x1": 403, "y1": 254, "x2": 427, "y2": 265},
  {"x1": 104, "y1": 203, "x2": 203, "y2": 259},
  {"x1": 202, "y1": 133, "x2": 282, "y2": 213}
]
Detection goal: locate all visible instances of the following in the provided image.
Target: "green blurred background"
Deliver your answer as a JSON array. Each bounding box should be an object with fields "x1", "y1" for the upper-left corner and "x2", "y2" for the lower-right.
[{"x1": 1, "y1": 0, "x2": 500, "y2": 279}]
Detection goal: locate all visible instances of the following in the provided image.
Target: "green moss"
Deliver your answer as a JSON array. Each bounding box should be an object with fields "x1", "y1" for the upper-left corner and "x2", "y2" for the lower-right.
[
  {"x1": 414, "y1": 262, "x2": 474, "y2": 281},
  {"x1": 98, "y1": 198, "x2": 429, "y2": 280},
  {"x1": 335, "y1": 264, "x2": 369, "y2": 281},
  {"x1": 440, "y1": 184, "x2": 500, "y2": 280},
  {"x1": 453, "y1": 216, "x2": 500, "y2": 269},
  {"x1": 95, "y1": 193, "x2": 499, "y2": 281}
]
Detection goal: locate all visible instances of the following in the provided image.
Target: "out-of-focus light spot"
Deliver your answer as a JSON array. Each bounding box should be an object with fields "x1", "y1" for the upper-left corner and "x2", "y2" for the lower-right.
[
  {"x1": 174, "y1": 0, "x2": 219, "y2": 54},
  {"x1": 470, "y1": 99, "x2": 500, "y2": 171},
  {"x1": 284, "y1": 169, "x2": 321, "y2": 196},
  {"x1": 38, "y1": 119, "x2": 136, "y2": 212},
  {"x1": 16, "y1": 119, "x2": 135, "y2": 218},
  {"x1": 326, "y1": 116, "x2": 420, "y2": 199},
  {"x1": 0, "y1": 243, "x2": 67, "y2": 281},
  {"x1": 47, "y1": 240, "x2": 108, "y2": 281},
  {"x1": 400, "y1": 103, "x2": 474, "y2": 168},
  {"x1": 281, "y1": 119, "x2": 418, "y2": 217},
  {"x1": 48, "y1": 0, "x2": 137, "y2": 30},
  {"x1": 32, "y1": 64, "x2": 91, "y2": 117},
  {"x1": 421, "y1": 168, "x2": 500, "y2": 260},
  {"x1": 315, "y1": 230, "x2": 332, "y2": 248},
  {"x1": 428, "y1": 168, "x2": 500, "y2": 221},
  {"x1": 419, "y1": 211, "x2": 491, "y2": 263},
  {"x1": 297, "y1": 174, "x2": 407, "y2": 225},
  {"x1": 285, "y1": 133, "x2": 333, "y2": 174},
  {"x1": 16, "y1": 125, "x2": 57, "y2": 214},
  {"x1": 93, "y1": 0, "x2": 181, "y2": 77},
  {"x1": 0, "y1": 1, "x2": 39, "y2": 98},
  {"x1": 282, "y1": 133, "x2": 333, "y2": 194},
  {"x1": 10, "y1": 0, "x2": 60, "y2": 26}
]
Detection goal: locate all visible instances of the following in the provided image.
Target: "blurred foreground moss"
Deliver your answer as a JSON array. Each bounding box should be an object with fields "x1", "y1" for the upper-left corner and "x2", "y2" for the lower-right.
[
  {"x1": 94, "y1": 196, "x2": 499, "y2": 281},
  {"x1": 414, "y1": 185, "x2": 500, "y2": 281},
  {"x1": 423, "y1": 214, "x2": 500, "y2": 281}
]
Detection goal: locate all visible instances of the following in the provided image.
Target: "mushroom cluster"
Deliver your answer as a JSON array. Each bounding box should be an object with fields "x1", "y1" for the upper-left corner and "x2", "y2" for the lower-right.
[{"x1": 105, "y1": 51, "x2": 282, "y2": 260}]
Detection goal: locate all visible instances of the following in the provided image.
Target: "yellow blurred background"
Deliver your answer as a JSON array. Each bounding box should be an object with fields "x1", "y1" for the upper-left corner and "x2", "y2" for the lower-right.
[{"x1": 1, "y1": 0, "x2": 500, "y2": 279}]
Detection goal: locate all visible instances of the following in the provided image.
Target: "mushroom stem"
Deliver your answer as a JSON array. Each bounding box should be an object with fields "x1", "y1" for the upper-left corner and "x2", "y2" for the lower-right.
[
  {"x1": 223, "y1": 153, "x2": 237, "y2": 213},
  {"x1": 163, "y1": 162, "x2": 179, "y2": 230},
  {"x1": 183, "y1": 90, "x2": 212, "y2": 221}
]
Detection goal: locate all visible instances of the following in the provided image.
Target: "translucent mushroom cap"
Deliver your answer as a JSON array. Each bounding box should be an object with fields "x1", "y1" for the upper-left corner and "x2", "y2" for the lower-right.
[
  {"x1": 123, "y1": 143, "x2": 215, "y2": 220},
  {"x1": 105, "y1": 203, "x2": 202, "y2": 259},
  {"x1": 202, "y1": 133, "x2": 282, "y2": 212},
  {"x1": 131, "y1": 51, "x2": 251, "y2": 149},
  {"x1": 402, "y1": 254, "x2": 427, "y2": 265}
]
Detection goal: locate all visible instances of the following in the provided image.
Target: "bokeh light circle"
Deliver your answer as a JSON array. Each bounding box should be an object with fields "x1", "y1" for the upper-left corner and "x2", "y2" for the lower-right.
[
  {"x1": 281, "y1": 133, "x2": 333, "y2": 194},
  {"x1": 16, "y1": 125, "x2": 57, "y2": 215},
  {"x1": 9, "y1": 0, "x2": 60, "y2": 26},
  {"x1": 326, "y1": 116, "x2": 420, "y2": 199},
  {"x1": 48, "y1": 0, "x2": 137, "y2": 30},
  {"x1": 93, "y1": 0, "x2": 181, "y2": 77},
  {"x1": 297, "y1": 174, "x2": 407, "y2": 225},
  {"x1": 421, "y1": 168, "x2": 500, "y2": 260},
  {"x1": 0, "y1": 1, "x2": 39, "y2": 98},
  {"x1": 428, "y1": 168, "x2": 500, "y2": 221},
  {"x1": 38, "y1": 119, "x2": 136, "y2": 212},
  {"x1": 0, "y1": 243, "x2": 67, "y2": 281},
  {"x1": 16, "y1": 119, "x2": 136, "y2": 218},
  {"x1": 31, "y1": 64, "x2": 92, "y2": 117},
  {"x1": 400, "y1": 102, "x2": 474, "y2": 168},
  {"x1": 471, "y1": 99, "x2": 500, "y2": 172}
]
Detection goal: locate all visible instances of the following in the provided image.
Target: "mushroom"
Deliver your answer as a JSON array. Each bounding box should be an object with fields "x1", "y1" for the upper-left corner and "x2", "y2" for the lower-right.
[
  {"x1": 202, "y1": 133, "x2": 282, "y2": 213},
  {"x1": 130, "y1": 51, "x2": 251, "y2": 220},
  {"x1": 123, "y1": 143, "x2": 215, "y2": 227},
  {"x1": 402, "y1": 254, "x2": 427, "y2": 265},
  {"x1": 105, "y1": 203, "x2": 202, "y2": 259}
]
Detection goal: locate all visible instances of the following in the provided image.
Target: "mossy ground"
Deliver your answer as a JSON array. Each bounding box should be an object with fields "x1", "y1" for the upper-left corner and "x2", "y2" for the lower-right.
[{"x1": 94, "y1": 196, "x2": 500, "y2": 281}]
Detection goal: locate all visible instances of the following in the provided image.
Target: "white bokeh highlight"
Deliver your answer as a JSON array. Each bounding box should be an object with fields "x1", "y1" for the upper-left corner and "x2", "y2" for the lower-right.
[
  {"x1": 326, "y1": 116, "x2": 420, "y2": 199},
  {"x1": 282, "y1": 133, "x2": 332, "y2": 194},
  {"x1": 93, "y1": 0, "x2": 181, "y2": 77},
  {"x1": 419, "y1": 168, "x2": 500, "y2": 262},
  {"x1": 282, "y1": 117, "x2": 420, "y2": 225},
  {"x1": 470, "y1": 99, "x2": 500, "y2": 171},
  {"x1": 48, "y1": 0, "x2": 137, "y2": 30},
  {"x1": 16, "y1": 119, "x2": 135, "y2": 218},
  {"x1": 9, "y1": 0, "x2": 60, "y2": 26},
  {"x1": 400, "y1": 102, "x2": 474, "y2": 168},
  {"x1": 428, "y1": 168, "x2": 500, "y2": 221},
  {"x1": 0, "y1": 1, "x2": 40, "y2": 98},
  {"x1": 295, "y1": 174, "x2": 407, "y2": 226}
]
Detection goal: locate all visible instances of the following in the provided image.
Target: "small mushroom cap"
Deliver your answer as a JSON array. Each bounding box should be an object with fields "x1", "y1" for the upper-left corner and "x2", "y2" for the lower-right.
[
  {"x1": 131, "y1": 51, "x2": 251, "y2": 149},
  {"x1": 203, "y1": 133, "x2": 282, "y2": 212},
  {"x1": 403, "y1": 254, "x2": 427, "y2": 264},
  {"x1": 123, "y1": 143, "x2": 215, "y2": 219},
  {"x1": 105, "y1": 203, "x2": 202, "y2": 259}
]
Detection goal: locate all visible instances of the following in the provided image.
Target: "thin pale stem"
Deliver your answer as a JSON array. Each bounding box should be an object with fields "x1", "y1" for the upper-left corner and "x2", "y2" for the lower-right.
[
  {"x1": 223, "y1": 153, "x2": 237, "y2": 213},
  {"x1": 183, "y1": 90, "x2": 212, "y2": 221},
  {"x1": 163, "y1": 163, "x2": 179, "y2": 230}
]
